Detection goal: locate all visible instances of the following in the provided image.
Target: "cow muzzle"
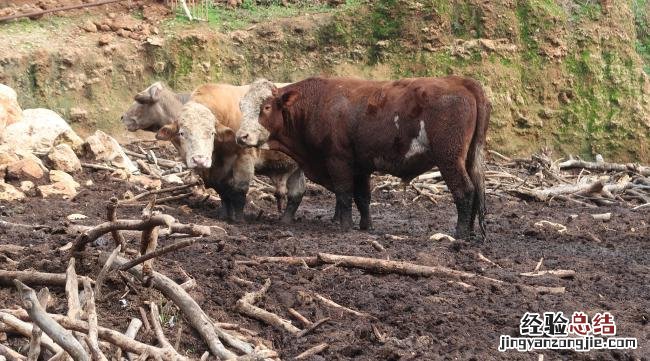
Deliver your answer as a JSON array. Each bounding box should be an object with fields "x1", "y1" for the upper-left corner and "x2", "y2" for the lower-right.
[
  {"x1": 189, "y1": 155, "x2": 212, "y2": 169},
  {"x1": 235, "y1": 131, "x2": 257, "y2": 147}
]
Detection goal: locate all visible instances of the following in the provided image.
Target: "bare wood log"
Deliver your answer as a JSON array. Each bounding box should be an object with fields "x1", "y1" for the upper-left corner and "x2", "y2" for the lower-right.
[
  {"x1": 65, "y1": 259, "x2": 82, "y2": 321},
  {"x1": 122, "y1": 319, "x2": 143, "y2": 361},
  {"x1": 533, "y1": 257, "x2": 544, "y2": 272},
  {"x1": 312, "y1": 293, "x2": 370, "y2": 318},
  {"x1": 179, "y1": 279, "x2": 196, "y2": 291},
  {"x1": 0, "y1": 271, "x2": 93, "y2": 288},
  {"x1": 294, "y1": 343, "x2": 328, "y2": 360},
  {"x1": 477, "y1": 253, "x2": 501, "y2": 268},
  {"x1": 149, "y1": 303, "x2": 173, "y2": 350},
  {"x1": 317, "y1": 253, "x2": 503, "y2": 285},
  {"x1": 288, "y1": 308, "x2": 312, "y2": 328},
  {"x1": 0, "y1": 343, "x2": 26, "y2": 361},
  {"x1": 236, "y1": 279, "x2": 301, "y2": 335},
  {"x1": 14, "y1": 280, "x2": 90, "y2": 361},
  {"x1": 0, "y1": 312, "x2": 63, "y2": 354},
  {"x1": 27, "y1": 288, "x2": 49, "y2": 361},
  {"x1": 0, "y1": 221, "x2": 50, "y2": 230},
  {"x1": 296, "y1": 318, "x2": 330, "y2": 338},
  {"x1": 82, "y1": 279, "x2": 107, "y2": 361},
  {"x1": 6, "y1": 310, "x2": 187, "y2": 361},
  {"x1": 558, "y1": 159, "x2": 650, "y2": 176},
  {"x1": 107, "y1": 198, "x2": 126, "y2": 249},
  {"x1": 138, "y1": 308, "x2": 151, "y2": 333},
  {"x1": 121, "y1": 239, "x2": 197, "y2": 272},
  {"x1": 95, "y1": 245, "x2": 121, "y2": 300},
  {"x1": 72, "y1": 217, "x2": 210, "y2": 253},
  {"x1": 520, "y1": 270, "x2": 575, "y2": 279},
  {"x1": 511, "y1": 181, "x2": 604, "y2": 202},
  {"x1": 250, "y1": 256, "x2": 320, "y2": 267},
  {"x1": 103, "y1": 254, "x2": 246, "y2": 359}
]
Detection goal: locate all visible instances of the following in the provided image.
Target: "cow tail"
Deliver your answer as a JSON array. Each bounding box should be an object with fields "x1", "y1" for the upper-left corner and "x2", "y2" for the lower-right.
[{"x1": 465, "y1": 81, "x2": 490, "y2": 240}]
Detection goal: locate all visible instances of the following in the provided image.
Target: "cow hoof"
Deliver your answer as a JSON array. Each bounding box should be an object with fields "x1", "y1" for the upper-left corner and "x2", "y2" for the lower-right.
[
  {"x1": 359, "y1": 220, "x2": 372, "y2": 231},
  {"x1": 279, "y1": 216, "x2": 294, "y2": 224}
]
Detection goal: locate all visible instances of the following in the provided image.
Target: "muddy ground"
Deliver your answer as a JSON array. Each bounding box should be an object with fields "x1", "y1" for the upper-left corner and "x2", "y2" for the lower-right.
[{"x1": 0, "y1": 158, "x2": 648, "y2": 361}]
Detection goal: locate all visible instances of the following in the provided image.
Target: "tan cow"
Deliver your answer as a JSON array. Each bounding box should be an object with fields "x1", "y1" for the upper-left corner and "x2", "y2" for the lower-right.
[{"x1": 155, "y1": 83, "x2": 304, "y2": 222}]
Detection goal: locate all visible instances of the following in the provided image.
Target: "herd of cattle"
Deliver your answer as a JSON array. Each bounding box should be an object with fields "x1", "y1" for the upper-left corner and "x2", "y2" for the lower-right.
[{"x1": 121, "y1": 76, "x2": 490, "y2": 239}]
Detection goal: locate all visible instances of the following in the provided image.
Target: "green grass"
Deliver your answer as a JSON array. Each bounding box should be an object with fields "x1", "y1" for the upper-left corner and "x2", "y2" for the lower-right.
[
  {"x1": 633, "y1": 0, "x2": 650, "y2": 74},
  {"x1": 166, "y1": 1, "x2": 334, "y2": 31}
]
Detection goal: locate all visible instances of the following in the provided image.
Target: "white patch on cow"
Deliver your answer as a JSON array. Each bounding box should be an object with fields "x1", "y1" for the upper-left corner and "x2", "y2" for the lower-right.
[
  {"x1": 393, "y1": 115, "x2": 399, "y2": 130},
  {"x1": 404, "y1": 121, "x2": 430, "y2": 159}
]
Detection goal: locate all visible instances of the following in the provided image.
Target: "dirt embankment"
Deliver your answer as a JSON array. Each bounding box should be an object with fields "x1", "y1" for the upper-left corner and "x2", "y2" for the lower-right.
[{"x1": 0, "y1": 0, "x2": 649, "y2": 159}]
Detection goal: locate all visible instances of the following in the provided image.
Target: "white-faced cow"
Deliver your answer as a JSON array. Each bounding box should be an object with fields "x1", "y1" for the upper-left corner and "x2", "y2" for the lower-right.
[
  {"x1": 236, "y1": 77, "x2": 490, "y2": 239},
  {"x1": 155, "y1": 83, "x2": 305, "y2": 222}
]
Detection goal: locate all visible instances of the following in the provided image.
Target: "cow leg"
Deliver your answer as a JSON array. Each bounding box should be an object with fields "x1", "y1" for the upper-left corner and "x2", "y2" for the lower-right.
[
  {"x1": 230, "y1": 153, "x2": 255, "y2": 222},
  {"x1": 327, "y1": 159, "x2": 354, "y2": 230},
  {"x1": 280, "y1": 169, "x2": 305, "y2": 223},
  {"x1": 332, "y1": 200, "x2": 342, "y2": 223},
  {"x1": 439, "y1": 162, "x2": 475, "y2": 239},
  {"x1": 353, "y1": 173, "x2": 372, "y2": 230},
  {"x1": 269, "y1": 173, "x2": 288, "y2": 213},
  {"x1": 211, "y1": 183, "x2": 232, "y2": 220}
]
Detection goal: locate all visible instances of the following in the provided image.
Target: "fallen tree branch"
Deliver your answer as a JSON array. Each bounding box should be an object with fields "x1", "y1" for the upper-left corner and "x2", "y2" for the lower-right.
[
  {"x1": 27, "y1": 288, "x2": 50, "y2": 361},
  {"x1": 0, "y1": 271, "x2": 93, "y2": 288},
  {"x1": 0, "y1": 312, "x2": 63, "y2": 354},
  {"x1": 102, "y1": 254, "x2": 252, "y2": 359},
  {"x1": 7, "y1": 310, "x2": 188, "y2": 361},
  {"x1": 559, "y1": 159, "x2": 650, "y2": 176},
  {"x1": 120, "y1": 239, "x2": 197, "y2": 272},
  {"x1": 294, "y1": 343, "x2": 328, "y2": 360},
  {"x1": 14, "y1": 280, "x2": 90, "y2": 361},
  {"x1": 251, "y1": 256, "x2": 320, "y2": 267},
  {"x1": 520, "y1": 270, "x2": 576, "y2": 279},
  {"x1": 107, "y1": 198, "x2": 126, "y2": 249},
  {"x1": 316, "y1": 253, "x2": 503, "y2": 285},
  {"x1": 122, "y1": 183, "x2": 198, "y2": 204},
  {"x1": 0, "y1": 343, "x2": 26, "y2": 361},
  {"x1": 311, "y1": 293, "x2": 371, "y2": 319},
  {"x1": 82, "y1": 279, "x2": 107, "y2": 361},
  {"x1": 72, "y1": 216, "x2": 210, "y2": 253},
  {"x1": 236, "y1": 279, "x2": 301, "y2": 335},
  {"x1": 95, "y1": 245, "x2": 121, "y2": 300}
]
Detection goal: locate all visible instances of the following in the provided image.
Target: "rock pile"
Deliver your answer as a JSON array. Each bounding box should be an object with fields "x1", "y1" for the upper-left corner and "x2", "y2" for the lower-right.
[{"x1": 0, "y1": 83, "x2": 164, "y2": 202}]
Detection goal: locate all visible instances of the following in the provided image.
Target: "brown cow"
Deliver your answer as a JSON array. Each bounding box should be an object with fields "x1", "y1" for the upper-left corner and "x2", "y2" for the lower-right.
[
  {"x1": 236, "y1": 77, "x2": 489, "y2": 239},
  {"x1": 156, "y1": 83, "x2": 305, "y2": 222}
]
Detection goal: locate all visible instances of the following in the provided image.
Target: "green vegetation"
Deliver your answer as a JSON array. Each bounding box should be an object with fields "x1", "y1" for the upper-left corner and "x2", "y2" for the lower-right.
[{"x1": 633, "y1": 0, "x2": 650, "y2": 74}]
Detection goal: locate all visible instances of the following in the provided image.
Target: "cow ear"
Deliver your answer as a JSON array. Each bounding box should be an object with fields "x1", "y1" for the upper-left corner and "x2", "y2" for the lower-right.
[
  {"x1": 280, "y1": 91, "x2": 299, "y2": 108},
  {"x1": 156, "y1": 123, "x2": 178, "y2": 141},
  {"x1": 149, "y1": 83, "x2": 162, "y2": 102},
  {"x1": 215, "y1": 124, "x2": 235, "y2": 143}
]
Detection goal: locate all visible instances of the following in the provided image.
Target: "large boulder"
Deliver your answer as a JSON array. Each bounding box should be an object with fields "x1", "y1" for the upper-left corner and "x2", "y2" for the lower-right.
[
  {"x1": 84, "y1": 130, "x2": 139, "y2": 174},
  {"x1": 47, "y1": 144, "x2": 82, "y2": 173},
  {"x1": 1, "y1": 108, "x2": 77, "y2": 153},
  {"x1": 0, "y1": 84, "x2": 23, "y2": 136},
  {"x1": 0, "y1": 181, "x2": 25, "y2": 201}
]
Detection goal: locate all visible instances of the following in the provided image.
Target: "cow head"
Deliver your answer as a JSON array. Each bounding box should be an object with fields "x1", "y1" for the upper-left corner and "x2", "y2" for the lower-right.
[
  {"x1": 121, "y1": 82, "x2": 177, "y2": 132},
  {"x1": 156, "y1": 101, "x2": 216, "y2": 169},
  {"x1": 236, "y1": 79, "x2": 298, "y2": 147}
]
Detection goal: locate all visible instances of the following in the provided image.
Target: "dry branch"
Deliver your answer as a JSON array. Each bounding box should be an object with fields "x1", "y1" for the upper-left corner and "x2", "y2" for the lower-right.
[
  {"x1": 288, "y1": 308, "x2": 312, "y2": 328},
  {"x1": 236, "y1": 279, "x2": 301, "y2": 335},
  {"x1": 294, "y1": 343, "x2": 328, "y2": 360},
  {"x1": 317, "y1": 253, "x2": 503, "y2": 285},
  {"x1": 296, "y1": 318, "x2": 330, "y2": 338},
  {"x1": 122, "y1": 239, "x2": 197, "y2": 273},
  {"x1": 520, "y1": 270, "x2": 576, "y2": 279},
  {"x1": 6, "y1": 310, "x2": 188, "y2": 361},
  {"x1": 559, "y1": 159, "x2": 650, "y2": 176},
  {"x1": 82, "y1": 279, "x2": 107, "y2": 361},
  {"x1": 65, "y1": 259, "x2": 82, "y2": 321},
  {"x1": 72, "y1": 216, "x2": 210, "y2": 253},
  {"x1": 0, "y1": 343, "x2": 26, "y2": 361},
  {"x1": 123, "y1": 183, "x2": 198, "y2": 203},
  {"x1": 27, "y1": 288, "x2": 50, "y2": 361},
  {"x1": 0, "y1": 271, "x2": 93, "y2": 288},
  {"x1": 251, "y1": 256, "x2": 320, "y2": 267},
  {"x1": 14, "y1": 280, "x2": 90, "y2": 361},
  {"x1": 312, "y1": 293, "x2": 370, "y2": 318},
  {"x1": 107, "y1": 198, "x2": 126, "y2": 249},
  {"x1": 103, "y1": 254, "x2": 252, "y2": 359},
  {"x1": 0, "y1": 312, "x2": 63, "y2": 354},
  {"x1": 95, "y1": 245, "x2": 121, "y2": 300},
  {"x1": 123, "y1": 319, "x2": 143, "y2": 361},
  {"x1": 149, "y1": 303, "x2": 174, "y2": 351}
]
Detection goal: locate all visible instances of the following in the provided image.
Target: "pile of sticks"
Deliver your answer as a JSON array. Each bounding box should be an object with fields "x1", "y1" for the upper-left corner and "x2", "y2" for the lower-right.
[
  {"x1": 374, "y1": 152, "x2": 650, "y2": 211},
  {"x1": 0, "y1": 197, "x2": 277, "y2": 361}
]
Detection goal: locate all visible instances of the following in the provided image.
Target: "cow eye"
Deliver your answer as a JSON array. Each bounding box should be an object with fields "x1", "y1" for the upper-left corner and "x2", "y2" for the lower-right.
[
  {"x1": 179, "y1": 130, "x2": 185, "y2": 137},
  {"x1": 263, "y1": 104, "x2": 272, "y2": 112}
]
